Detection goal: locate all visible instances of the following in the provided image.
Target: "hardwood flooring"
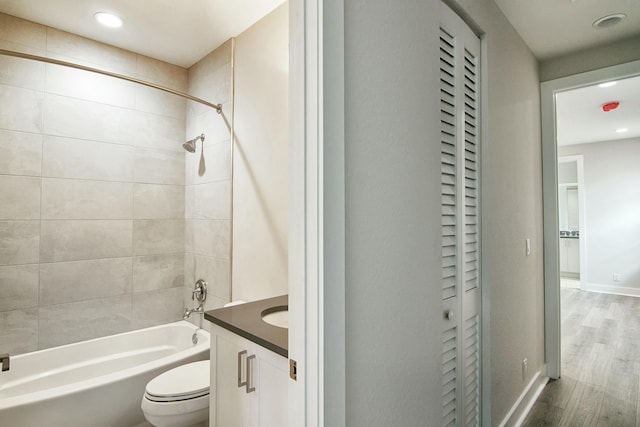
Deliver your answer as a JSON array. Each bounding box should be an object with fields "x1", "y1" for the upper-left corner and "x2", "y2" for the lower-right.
[{"x1": 523, "y1": 287, "x2": 640, "y2": 427}]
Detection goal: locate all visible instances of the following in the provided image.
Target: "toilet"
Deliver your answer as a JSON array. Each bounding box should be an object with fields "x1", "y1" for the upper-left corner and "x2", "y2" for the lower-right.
[{"x1": 141, "y1": 360, "x2": 210, "y2": 427}]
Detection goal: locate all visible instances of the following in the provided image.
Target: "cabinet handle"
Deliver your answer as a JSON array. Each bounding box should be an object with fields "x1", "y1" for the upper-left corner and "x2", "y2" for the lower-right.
[
  {"x1": 246, "y1": 354, "x2": 256, "y2": 394},
  {"x1": 237, "y1": 350, "x2": 247, "y2": 388}
]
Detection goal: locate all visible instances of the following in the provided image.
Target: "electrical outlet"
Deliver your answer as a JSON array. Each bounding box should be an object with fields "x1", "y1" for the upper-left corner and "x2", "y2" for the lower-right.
[
  {"x1": 522, "y1": 358, "x2": 528, "y2": 381},
  {"x1": 613, "y1": 273, "x2": 621, "y2": 282}
]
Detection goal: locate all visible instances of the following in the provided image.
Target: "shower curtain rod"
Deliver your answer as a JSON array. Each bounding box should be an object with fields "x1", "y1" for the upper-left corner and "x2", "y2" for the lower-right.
[{"x1": 0, "y1": 48, "x2": 223, "y2": 114}]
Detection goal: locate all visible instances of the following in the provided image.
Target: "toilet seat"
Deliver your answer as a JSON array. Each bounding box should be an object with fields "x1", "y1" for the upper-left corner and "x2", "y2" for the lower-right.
[{"x1": 144, "y1": 360, "x2": 210, "y2": 403}]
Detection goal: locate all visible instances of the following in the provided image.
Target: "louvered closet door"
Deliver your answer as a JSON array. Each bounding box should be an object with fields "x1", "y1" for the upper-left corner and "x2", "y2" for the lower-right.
[{"x1": 440, "y1": 3, "x2": 481, "y2": 427}]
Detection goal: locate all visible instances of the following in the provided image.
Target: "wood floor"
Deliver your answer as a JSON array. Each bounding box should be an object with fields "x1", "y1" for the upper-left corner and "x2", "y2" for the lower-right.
[{"x1": 523, "y1": 286, "x2": 640, "y2": 427}]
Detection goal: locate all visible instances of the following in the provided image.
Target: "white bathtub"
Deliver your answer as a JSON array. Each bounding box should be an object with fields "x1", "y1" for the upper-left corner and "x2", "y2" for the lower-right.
[{"x1": 0, "y1": 320, "x2": 210, "y2": 427}]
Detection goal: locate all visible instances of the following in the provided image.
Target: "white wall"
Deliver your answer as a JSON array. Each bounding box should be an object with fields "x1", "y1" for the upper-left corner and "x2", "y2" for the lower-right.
[
  {"x1": 339, "y1": 0, "x2": 543, "y2": 424},
  {"x1": 559, "y1": 138, "x2": 640, "y2": 291},
  {"x1": 232, "y1": 3, "x2": 289, "y2": 302}
]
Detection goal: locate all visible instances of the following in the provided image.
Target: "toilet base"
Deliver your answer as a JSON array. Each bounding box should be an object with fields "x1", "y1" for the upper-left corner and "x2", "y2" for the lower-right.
[{"x1": 142, "y1": 407, "x2": 208, "y2": 427}]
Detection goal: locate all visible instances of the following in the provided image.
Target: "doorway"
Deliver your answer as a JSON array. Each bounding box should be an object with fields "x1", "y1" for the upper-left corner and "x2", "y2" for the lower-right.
[{"x1": 541, "y1": 59, "x2": 640, "y2": 379}]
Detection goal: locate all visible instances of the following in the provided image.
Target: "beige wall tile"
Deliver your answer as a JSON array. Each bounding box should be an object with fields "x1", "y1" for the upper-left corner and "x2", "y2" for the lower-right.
[
  {"x1": 133, "y1": 184, "x2": 184, "y2": 219},
  {"x1": 187, "y1": 67, "x2": 232, "y2": 118},
  {"x1": 0, "y1": 13, "x2": 46, "y2": 50},
  {"x1": 38, "y1": 295, "x2": 132, "y2": 349},
  {"x1": 186, "y1": 103, "x2": 232, "y2": 147},
  {"x1": 45, "y1": 63, "x2": 136, "y2": 108},
  {"x1": 46, "y1": 28, "x2": 136, "y2": 75},
  {"x1": 132, "y1": 287, "x2": 184, "y2": 330},
  {"x1": 42, "y1": 178, "x2": 133, "y2": 219},
  {"x1": 136, "y1": 54, "x2": 188, "y2": 92},
  {"x1": 0, "y1": 221, "x2": 39, "y2": 266},
  {"x1": 186, "y1": 181, "x2": 231, "y2": 220},
  {"x1": 0, "y1": 129, "x2": 42, "y2": 176},
  {"x1": 183, "y1": 254, "x2": 230, "y2": 301},
  {"x1": 0, "y1": 55, "x2": 45, "y2": 91},
  {"x1": 187, "y1": 219, "x2": 231, "y2": 259},
  {"x1": 135, "y1": 84, "x2": 186, "y2": 119},
  {"x1": 40, "y1": 220, "x2": 133, "y2": 262},
  {"x1": 0, "y1": 264, "x2": 38, "y2": 311},
  {"x1": 0, "y1": 84, "x2": 43, "y2": 133},
  {"x1": 42, "y1": 136, "x2": 135, "y2": 182},
  {"x1": 0, "y1": 176, "x2": 41, "y2": 220},
  {"x1": 134, "y1": 110, "x2": 186, "y2": 152},
  {"x1": 134, "y1": 148, "x2": 184, "y2": 185},
  {"x1": 187, "y1": 40, "x2": 231, "y2": 81},
  {"x1": 39, "y1": 258, "x2": 132, "y2": 306},
  {"x1": 133, "y1": 219, "x2": 184, "y2": 256},
  {"x1": 133, "y1": 254, "x2": 184, "y2": 292},
  {"x1": 0, "y1": 308, "x2": 38, "y2": 355},
  {"x1": 184, "y1": 136, "x2": 231, "y2": 186},
  {"x1": 43, "y1": 94, "x2": 135, "y2": 145}
]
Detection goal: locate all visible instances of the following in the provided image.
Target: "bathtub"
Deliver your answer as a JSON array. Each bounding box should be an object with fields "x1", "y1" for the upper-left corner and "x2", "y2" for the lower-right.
[{"x1": 0, "y1": 320, "x2": 209, "y2": 427}]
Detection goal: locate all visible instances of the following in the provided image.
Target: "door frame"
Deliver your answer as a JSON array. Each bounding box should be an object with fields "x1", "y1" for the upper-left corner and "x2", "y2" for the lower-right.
[
  {"x1": 289, "y1": 0, "x2": 346, "y2": 425},
  {"x1": 541, "y1": 59, "x2": 640, "y2": 379},
  {"x1": 557, "y1": 155, "x2": 586, "y2": 287}
]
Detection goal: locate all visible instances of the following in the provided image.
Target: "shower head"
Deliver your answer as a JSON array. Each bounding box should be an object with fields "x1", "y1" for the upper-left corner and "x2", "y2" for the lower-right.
[
  {"x1": 182, "y1": 140, "x2": 196, "y2": 153},
  {"x1": 183, "y1": 134, "x2": 205, "y2": 153}
]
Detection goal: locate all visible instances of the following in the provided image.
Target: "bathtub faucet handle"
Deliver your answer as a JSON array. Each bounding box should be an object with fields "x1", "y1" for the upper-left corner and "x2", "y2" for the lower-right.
[
  {"x1": 0, "y1": 353, "x2": 9, "y2": 372},
  {"x1": 192, "y1": 279, "x2": 207, "y2": 303}
]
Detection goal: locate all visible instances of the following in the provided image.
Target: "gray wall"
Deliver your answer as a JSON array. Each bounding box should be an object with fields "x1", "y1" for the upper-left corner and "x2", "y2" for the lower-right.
[
  {"x1": 0, "y1": 13, "x2": 188, "y2": 354},
  {"x1": 559, "y1": 138, "x2": 640, "y2": 290},
  {"x1": 540, "y1": 35, "x2": 640, "y2": 82},
  {"x1": 341, "y1": 0, "x2": 544, "y2": 424}
]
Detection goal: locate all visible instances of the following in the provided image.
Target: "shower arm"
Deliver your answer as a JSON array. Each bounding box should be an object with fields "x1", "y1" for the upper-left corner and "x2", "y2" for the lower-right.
[{"x1": 0, "y1": 48, "x2": 222, "y2": 114}]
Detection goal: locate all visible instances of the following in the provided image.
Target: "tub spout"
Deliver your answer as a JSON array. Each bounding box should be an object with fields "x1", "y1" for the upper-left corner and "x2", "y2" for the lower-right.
[
  {"x1": 1, "y1": 353, "x2": 9, "y2": 372},
  {"x1": 183, "y1": 305, "x2": 205, "y2": 319}
]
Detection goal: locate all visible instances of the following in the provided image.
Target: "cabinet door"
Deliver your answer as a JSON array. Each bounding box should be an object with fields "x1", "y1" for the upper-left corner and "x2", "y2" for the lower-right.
[
  {"x1": 253, "y1": 344, "x2": 288, "y2": 427},
  {"x1": 567, "y1": 239, "x2": 580, "y2": 274},
  {"x1": 214, "y1": 328, "x2": 253, "y2": 427}
]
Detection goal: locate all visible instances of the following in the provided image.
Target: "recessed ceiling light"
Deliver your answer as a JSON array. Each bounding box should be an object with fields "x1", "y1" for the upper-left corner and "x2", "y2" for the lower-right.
[
  {"x1": 616, "y1": 128, "x2": 628, "y2": 133},
  {"x1": 598, "y1": 81, "x2": 617, "y2": 88},
  {"x1": 593, "y1": 13, "x2": 626, "y2": 29},
  {"x1": 94, "y1": 12, "x2": 124, "y2": 28}
]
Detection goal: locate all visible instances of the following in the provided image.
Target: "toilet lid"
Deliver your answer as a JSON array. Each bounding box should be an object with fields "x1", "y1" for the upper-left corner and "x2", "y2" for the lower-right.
[{"x1": 145, "y1": 360, "x2": 210, "y2": 402}]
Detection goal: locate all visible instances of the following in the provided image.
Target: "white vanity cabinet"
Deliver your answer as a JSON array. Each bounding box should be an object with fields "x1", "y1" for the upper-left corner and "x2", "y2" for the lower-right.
[
  {"x1": 559, "y1": 238, "x2": 580, "y2": 275},
  {"x1": 210, "y1": 324, "x2": 288, "y2": 427}
]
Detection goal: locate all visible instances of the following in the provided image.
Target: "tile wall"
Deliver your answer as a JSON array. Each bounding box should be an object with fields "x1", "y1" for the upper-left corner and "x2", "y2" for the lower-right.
[
  {"x1": 0, "y1": 13, "x2": 189, "y2": 353},
  {"x1": 183, "y1": 42, "x2": 233, "y2": 323}
]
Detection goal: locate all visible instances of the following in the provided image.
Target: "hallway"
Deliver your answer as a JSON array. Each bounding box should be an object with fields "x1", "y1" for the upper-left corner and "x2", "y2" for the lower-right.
[{"x1": 523, "y1": 287, "x2": 640, "y2": 426}]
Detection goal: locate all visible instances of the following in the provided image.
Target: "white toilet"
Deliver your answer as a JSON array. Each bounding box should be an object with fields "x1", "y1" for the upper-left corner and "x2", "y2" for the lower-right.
[{"x1": 141, "y1": 360, "x2": 210, "y2": 427}]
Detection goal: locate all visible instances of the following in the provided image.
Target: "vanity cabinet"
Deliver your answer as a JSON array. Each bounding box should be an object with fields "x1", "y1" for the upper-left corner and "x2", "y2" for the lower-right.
[
  {"x1": 559, "y1": 238, "x2": 580, "y2": 275},
  {"x1": 210, "y1": 324, "x2": 288, "y2": 427}
]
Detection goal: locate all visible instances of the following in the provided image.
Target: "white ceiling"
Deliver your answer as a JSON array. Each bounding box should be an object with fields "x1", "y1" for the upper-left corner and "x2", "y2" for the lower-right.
[
  {"x1": 556, "y1": 76, "x2": 640, "y2": 146},
  {"x1": 0, "y1": 0, "x2": 285, "y2": 68},
  {"x1": 493, "y1": 0, "x2": 640, "y2": 61}
]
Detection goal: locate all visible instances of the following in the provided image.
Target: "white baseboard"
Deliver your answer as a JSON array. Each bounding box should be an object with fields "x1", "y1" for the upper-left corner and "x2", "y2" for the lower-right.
[
  {"x1": 498, "y1": 367, "x2": 549, "y2": 427},
  {"x1": 582, "y1": 282, "x2": 640, "y2": 297}
]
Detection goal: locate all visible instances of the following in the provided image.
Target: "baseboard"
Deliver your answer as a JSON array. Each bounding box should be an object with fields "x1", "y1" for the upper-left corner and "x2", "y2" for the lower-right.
[
  {"x1": 582, "y1": 282, "x2": 640, "y2": 297},
  {"x1": 498, "y1": 367, "x2": 549, "y2": 427}
]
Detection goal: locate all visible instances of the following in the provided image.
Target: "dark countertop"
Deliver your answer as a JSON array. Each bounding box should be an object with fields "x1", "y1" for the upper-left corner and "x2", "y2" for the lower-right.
[
  {"x1": 204, "y1": 295, "x2": 288, "y2": 358},
  {"x1": 560, "y1": 231, "x2": 580, "y2": 239}
]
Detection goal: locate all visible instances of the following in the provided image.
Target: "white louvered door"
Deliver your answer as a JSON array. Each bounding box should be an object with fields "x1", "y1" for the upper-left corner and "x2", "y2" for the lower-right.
[{"x1": 440, "y1": 3, "x2": 481, "y2": 427}]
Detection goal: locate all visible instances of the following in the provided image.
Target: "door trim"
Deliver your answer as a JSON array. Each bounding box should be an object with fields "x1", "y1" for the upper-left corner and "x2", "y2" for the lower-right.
[{"x1": 541, "y1": 59, "x2": 640, "y2": 379}]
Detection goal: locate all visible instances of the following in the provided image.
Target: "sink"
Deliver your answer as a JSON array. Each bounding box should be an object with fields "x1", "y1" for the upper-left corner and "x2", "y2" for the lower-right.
[{"x1": 261, "y1": 306, "x2": 288, "y2": 329}]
